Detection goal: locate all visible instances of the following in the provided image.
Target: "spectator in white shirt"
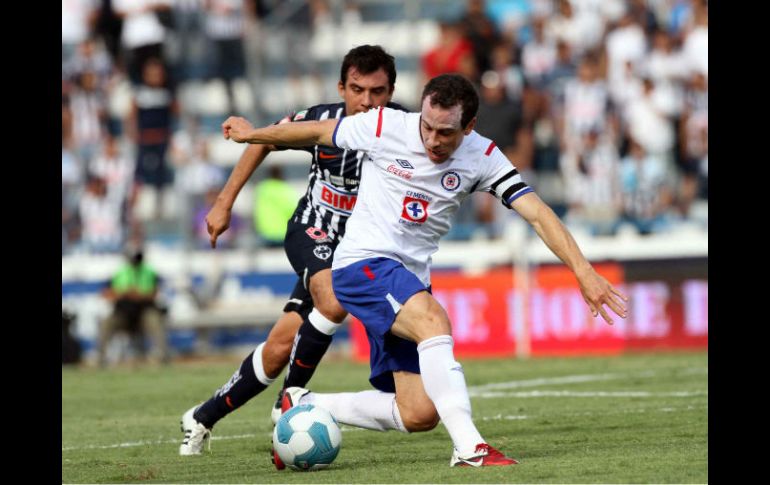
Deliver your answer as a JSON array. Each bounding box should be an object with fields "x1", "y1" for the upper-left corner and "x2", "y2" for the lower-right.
[{"x1": 560, "y1": 127, "x2": 621, "y2": 236}]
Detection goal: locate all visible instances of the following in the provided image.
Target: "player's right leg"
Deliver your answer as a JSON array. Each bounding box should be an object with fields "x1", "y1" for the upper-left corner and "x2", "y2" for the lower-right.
[
  {"x1": 272, "y1": 222, "x2": 349, "y2": 415},
  {"x1": 391, "y1": 291, "x2": 518, "y2": 467},
  {"x1": 179, "y1": 308, "x2": 303, "y2": 455},
  {"x1": 279, "y1": 269, "x2": 347, "y2": 394},
  {"x1": 330, "y1": 257, "x2": 516, "y2": 466}
]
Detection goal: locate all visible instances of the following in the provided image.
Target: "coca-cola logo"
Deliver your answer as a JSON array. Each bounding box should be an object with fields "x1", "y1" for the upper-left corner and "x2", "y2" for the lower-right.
[{"x1": 387, "y1": 164, "x2": 413, "y2": 180}]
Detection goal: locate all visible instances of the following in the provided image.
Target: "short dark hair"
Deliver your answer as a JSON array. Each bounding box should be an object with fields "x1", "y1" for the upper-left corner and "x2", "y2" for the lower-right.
[
  {"x1": 340, "y1": 45, "x2": 397, "y2": 90},
  {"x1": 421, "y1": 74, "x2": 479, "y2": 129}
]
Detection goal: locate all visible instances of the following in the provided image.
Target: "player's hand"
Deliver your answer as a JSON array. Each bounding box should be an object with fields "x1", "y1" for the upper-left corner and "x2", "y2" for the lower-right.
[
  {"x1": 575, "y1": 267, "x2": 629, "y2": 325},
  {"x1": 205, "y1": 202, "x2": 232, "y2": 249},
  {"x1": 222, "y1": 116, "x2": 254, "y2": 143}
]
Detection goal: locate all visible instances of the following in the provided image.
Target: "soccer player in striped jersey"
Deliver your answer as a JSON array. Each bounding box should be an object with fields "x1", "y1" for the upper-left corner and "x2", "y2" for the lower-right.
[
  {"x1": 222, "y1": 74, "x2": 629, "y2": 467},
  {"x1": 180, "y1": 45, "x2": 407, "y2": 456}
]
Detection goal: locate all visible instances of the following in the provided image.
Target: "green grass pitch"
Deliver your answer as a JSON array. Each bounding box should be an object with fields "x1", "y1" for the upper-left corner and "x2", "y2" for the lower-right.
[{"x1": 62, "y1": 351, "x2": 707, "y2": 483}]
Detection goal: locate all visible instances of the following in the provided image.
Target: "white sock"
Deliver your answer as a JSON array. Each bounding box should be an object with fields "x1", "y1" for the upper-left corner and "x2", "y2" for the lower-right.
[
  {"x1": 417, "y1": 335, "x2": 483, "y2": 456},
  {"x1": 302, "y1": 390, "x2": 407, "y2": 433}
]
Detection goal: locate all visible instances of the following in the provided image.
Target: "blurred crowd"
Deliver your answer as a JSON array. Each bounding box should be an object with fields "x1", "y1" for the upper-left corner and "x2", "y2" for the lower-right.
[
  {"x1": 430, "y1": 0, "x2": 708, "y2": 239},
  {"x1": 62, "y1": 0, "x2": 708, "y2": 256}
]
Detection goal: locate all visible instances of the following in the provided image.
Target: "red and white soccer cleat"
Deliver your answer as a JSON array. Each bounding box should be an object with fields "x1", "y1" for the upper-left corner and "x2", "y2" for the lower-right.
[
  {"x1": 280, "y1": 387, "x2": 310, "y2": 413},
  {"x1": 450, "y1": 443, "x2": 519, "y2": 467},
  {"x1": 271, "y1": 387, "x2": 311, "y2": 470},
  {"x1": 271, "y1": 446, "x2": 286, "y2": 470}
]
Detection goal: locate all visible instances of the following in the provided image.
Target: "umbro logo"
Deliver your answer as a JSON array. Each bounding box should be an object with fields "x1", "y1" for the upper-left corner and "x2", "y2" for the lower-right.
[{"x1": 395, "y1": 159, "x2": 414, "y2": 169}]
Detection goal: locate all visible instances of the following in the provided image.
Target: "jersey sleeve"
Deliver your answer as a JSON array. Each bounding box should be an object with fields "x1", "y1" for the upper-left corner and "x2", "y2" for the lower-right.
[
  {"x1": 272, "y1": 107, "x2": 317, "y2": 153},
  {"x1": 475, "y1": 144, "x2": 534, "y2": 209},
  {"x1": 332, "y1": 106, "x2": 383, "y2": 153}
]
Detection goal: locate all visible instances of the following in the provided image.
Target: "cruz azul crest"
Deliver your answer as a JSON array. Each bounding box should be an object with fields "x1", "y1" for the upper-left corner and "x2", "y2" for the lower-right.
[{"x1": 441, "y1": 171, "x2": 461, "y2": 191}]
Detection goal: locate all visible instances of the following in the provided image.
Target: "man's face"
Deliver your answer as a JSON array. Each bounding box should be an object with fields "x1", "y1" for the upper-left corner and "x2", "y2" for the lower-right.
[
  {"x1": 338, "y1": 67, "x2": 393, "y2": 116},
  {"x1": 419, "y1": 97, "x2": 476, "y2": 164}
]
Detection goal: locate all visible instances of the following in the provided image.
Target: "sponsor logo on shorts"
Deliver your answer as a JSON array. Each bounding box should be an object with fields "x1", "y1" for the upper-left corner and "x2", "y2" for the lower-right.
[
  {"x1": 313, "y1": 244, "x2": 332, "y2": 260},
  {"x1": 441, "y1": 171, "x2": 461, "y2": 191},
  {"x1": 387, "y1": 164, "x2": 413, "y2": 180},
  {"x1": 305, "y1": 227, "x2": 327, "y2": 239}
]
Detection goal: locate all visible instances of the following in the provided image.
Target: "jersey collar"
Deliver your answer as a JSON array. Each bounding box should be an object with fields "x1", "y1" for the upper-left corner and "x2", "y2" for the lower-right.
[{"x1": 406, "y1": 113, "x2": 426, "y2": 153}]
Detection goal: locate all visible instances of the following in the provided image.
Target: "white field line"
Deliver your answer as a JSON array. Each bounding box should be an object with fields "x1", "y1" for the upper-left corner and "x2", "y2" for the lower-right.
[
  {"x1": 62, "y1": 368, "x2": 707, "y2": 452},
  {"x1": 61, "y1": 402, "x2": 706, "y2": 453},
  {"x1": 473, "y1": 390, "x2": 706, "y2": 398},
  {"x1": 61, "y1": 404, "x2": 705, "y2": 452},
  {"x1": 61, "y1": 433, "x2": 258, "y2": 451},
  {"x1": 465, "y1": 368, "x2": 702, "y2": 394}
]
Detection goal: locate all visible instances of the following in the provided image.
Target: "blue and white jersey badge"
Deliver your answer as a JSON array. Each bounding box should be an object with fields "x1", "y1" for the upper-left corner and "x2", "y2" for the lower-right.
[{"x1": 441, "y1": 171, "x2": 461, "y2": 191}]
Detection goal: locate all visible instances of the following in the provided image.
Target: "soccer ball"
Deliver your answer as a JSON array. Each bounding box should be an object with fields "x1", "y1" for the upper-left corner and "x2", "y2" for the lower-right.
[{"x1": 272, "y1": 404, "x2": 342, "y2": 471}]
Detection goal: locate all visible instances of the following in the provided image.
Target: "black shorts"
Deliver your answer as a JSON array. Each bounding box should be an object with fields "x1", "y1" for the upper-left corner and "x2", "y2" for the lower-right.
[{"x1": 281, "y1": 219, "x2": 342, "y2": 315}]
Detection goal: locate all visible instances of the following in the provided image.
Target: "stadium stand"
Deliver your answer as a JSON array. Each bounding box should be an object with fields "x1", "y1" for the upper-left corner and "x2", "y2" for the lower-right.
[{"x1": 63, "y1": 0, "x2": 707, "y2": 361}]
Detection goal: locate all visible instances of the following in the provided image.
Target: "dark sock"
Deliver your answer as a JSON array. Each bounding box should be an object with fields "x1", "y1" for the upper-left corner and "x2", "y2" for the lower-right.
[
  {"x1": 282, "y1": 317, "x2": 334, "y2": 390},
  {"x1": 194, "y1": 350, "x2": 267, "y2": 429}
]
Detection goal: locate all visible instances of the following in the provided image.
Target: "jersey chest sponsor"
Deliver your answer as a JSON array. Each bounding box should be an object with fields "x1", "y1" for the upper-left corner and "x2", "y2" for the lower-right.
[
  {"x1": 399, "y1": 191, "x2": 432, "y2": 226},
  {"x1": 312, "y1": 180, "x2": 357, "y2": 216}
]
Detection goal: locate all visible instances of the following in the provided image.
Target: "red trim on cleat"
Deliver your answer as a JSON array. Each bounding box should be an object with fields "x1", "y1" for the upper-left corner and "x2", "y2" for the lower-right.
[
  {"x1": 477, "y1": 444, "x2": 518, "y2": 466},
  {"x1": 272, "y1": 447, "x2": 286, "y2": 470},
  {"x1": 454, "y1": 444, "x2": 519, "y2": 467},
  {"x1": 280, "y1": 392, "x2": 294, "y2": 414}
]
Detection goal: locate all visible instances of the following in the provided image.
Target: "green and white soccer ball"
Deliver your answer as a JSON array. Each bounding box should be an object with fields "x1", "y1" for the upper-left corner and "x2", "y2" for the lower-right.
[{"x1": 272, "y1": 404, "x2": 342, "y2": 471}]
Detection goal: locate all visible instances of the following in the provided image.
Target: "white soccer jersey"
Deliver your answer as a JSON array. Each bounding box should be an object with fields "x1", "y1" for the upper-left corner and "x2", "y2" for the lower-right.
[{"x1": 331, "y1": 106, "x2": 533, "y2": 285}]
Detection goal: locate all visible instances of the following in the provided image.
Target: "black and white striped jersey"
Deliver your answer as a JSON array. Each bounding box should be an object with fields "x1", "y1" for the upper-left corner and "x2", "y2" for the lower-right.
[{"x1": 274, "y1": 101, "x2": 408, "y2": 242}]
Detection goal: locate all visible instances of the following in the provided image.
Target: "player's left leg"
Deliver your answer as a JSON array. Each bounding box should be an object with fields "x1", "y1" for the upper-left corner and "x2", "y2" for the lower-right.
[
  {"x1": 294, "y1": 385, "x2": 411, "y2": 433},
  {"x1": 191, "y1": 310, "x2": 303, "y2": 430},
  {"x1": 181, "y1": 309, "x2": 303, "y2": 456},
  {"x1": 281, "y1": 269, "x2": 347, "y2": 391},
  {"x1": 286, "y1": 365, "x2": 438, "y2": 432}
]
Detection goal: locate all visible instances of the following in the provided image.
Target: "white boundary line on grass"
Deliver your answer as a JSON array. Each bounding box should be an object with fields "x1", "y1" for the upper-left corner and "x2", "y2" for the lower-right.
[
  {"x1": 473, "y1": 390, "x2": 707, "y2": 398},
  {"x1": 61, "y1": 404, "x2": 704, "y2": 452},
  {"x1": 62, "y1": 367, "x2": 707, "y2": 452},
  {"x1": 466, "y1": 367, "x2": 707, "y2": 394}
]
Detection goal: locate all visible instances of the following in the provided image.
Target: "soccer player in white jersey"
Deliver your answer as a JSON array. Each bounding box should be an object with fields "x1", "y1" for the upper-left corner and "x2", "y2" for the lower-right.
[{"x1": 222, "y1": 74, "x2": 629, "y2": 467}]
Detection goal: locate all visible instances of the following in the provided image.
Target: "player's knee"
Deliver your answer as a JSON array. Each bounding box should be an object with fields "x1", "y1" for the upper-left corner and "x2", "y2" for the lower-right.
[
  {"x1": 400, "y1": 406, "x2": 440, "y2": 432},
  {"x1": 313, "y1": 298, "x2": 347, "y2": 323},
  {"x1": 412, "y1": 311, "x2": 452, "y2": 343}
]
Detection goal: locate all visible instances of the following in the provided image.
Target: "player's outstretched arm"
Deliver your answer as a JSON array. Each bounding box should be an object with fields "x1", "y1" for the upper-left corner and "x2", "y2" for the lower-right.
[
  {"x1": 222, "y1": 116, "x2": 338, "y2": 148},
  {"x1": 206, "y1": 144, "x2": 274, "y2": 249},
  {"x1": 510, "y1": 192, "x2": 629, "y2": 324}
]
